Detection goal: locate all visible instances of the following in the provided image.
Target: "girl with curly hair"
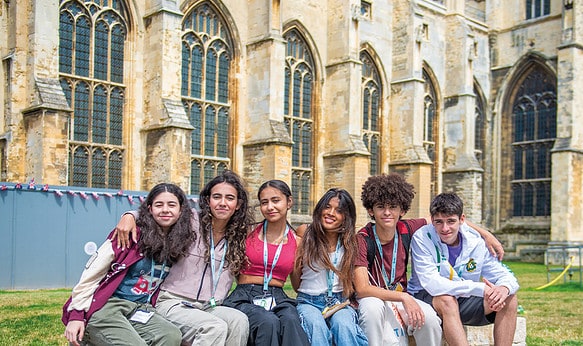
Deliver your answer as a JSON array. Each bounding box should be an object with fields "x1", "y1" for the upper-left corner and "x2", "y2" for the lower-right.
[
  {"x1": 223, "y1": 180, "x2": 309, "y2": 346},
  {"x1": 63, "y1": 183, "x2": 194, "y2": 345},
  {"x1": 113, "y1": 171, "x2": 254, "y2": 346},
  {"x1": 291, "y1": 188, "x2": 368, "y2": 346}
]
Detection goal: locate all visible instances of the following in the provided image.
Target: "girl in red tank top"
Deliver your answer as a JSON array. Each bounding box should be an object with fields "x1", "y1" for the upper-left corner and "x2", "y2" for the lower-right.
[{"x1": 224, "y1": 180, "x2": 309, "y2": 346}]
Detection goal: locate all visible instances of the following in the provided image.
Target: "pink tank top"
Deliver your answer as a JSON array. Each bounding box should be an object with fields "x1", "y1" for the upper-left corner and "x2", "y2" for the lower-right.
[{"x1": 240, "y1": 222, "x2": 297, "y2": 282}]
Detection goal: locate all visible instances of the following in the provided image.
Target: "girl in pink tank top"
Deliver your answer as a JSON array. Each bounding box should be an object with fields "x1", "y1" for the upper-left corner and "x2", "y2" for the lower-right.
[{"x1": 223, "y1": 180, "x2": 309, "y2": 346}]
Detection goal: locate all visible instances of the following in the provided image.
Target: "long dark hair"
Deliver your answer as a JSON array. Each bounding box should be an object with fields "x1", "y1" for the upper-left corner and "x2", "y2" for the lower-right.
[
  {"x1": 137, "y1": 183, "x2": 195, "y2": 264},
  {"x1": 198, "y1": 170, "x2": 254, "y2": 275},
  {"x1": 295, "y1": 188, "x2": 358, "y2": 298}
]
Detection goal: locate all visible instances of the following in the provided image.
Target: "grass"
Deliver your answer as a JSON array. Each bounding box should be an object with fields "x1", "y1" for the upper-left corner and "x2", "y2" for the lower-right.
[
  {"x1": 0, "y1": 289, "x2": 70, "y2": 345},
  {"x1": 0, "y1": 262, "x2": 581, "y2": 345},
  {"x1": 506, "y1": 262, "x2": 583, "y2": 346}
]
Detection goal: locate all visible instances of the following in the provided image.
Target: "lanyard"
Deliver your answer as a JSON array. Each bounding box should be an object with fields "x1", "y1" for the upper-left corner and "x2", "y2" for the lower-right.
[
  {"x1": 209, "y1": 232, "x2": 227, "y2": 306},
  {"x1": 147, "y1": 258, "x2": 166, "y2": 304},
  {"x1": 262, "y1": 220, "x2": 290, "y2": 292},
  {"x1": 372, "y1": 224, "x2": 398, "y2": 289},
  {"x1": 326, "y1": 238, "x2": 342, "y2": 298}
]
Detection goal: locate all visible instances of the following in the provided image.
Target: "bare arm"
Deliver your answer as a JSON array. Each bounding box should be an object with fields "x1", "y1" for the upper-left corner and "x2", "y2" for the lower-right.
[
  {"x1": 295, "y1": 223, "x2": 308, "y2": 238},
  {"x1": 290, "y1": 227, "x2": 306, "y2": 292},
  {"x1": 113, "y1": 212, "x2": 138, "y2": 250},
  {"x1": 465, "y1": 219, "x2": 504, "y2": 261},
  {"x1": 290, "y1": 260, "x2": 302, "y2": 292}
]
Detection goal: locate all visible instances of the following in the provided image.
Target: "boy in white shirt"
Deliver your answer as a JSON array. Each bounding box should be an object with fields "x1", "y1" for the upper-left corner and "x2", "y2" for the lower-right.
[{"x1": 408, "y1": 192, "x2": 519, "y2": 346}]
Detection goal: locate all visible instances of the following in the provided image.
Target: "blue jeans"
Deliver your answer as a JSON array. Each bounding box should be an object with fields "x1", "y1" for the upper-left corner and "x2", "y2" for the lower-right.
[{"x1": 296, "y1": 292, "x2": 368, "y2": 346}]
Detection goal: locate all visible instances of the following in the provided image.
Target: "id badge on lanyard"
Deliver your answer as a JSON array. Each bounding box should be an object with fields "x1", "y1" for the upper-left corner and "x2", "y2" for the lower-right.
[
  {"x1": 130, "y1": 259, "x2": 164, "y2": 324},
  {"x1": 253, "y1": 294, "x2": 276, "y2": 311},
  {"x1": 254, "y1": 221, "x2": 289, "y2": 311},
  {"x1": 129, "y1": 309, "x2": 155, "y2": 323}
]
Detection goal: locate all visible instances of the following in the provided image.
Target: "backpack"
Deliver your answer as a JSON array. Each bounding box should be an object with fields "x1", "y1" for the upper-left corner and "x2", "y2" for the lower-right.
[{"x1": 362, "y1": 221, "x2": 413, "y2": 272}]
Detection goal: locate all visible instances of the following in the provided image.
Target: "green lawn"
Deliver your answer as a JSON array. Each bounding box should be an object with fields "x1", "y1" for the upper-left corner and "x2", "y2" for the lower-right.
[{"x1": 0, "y1": 261, "x2": 581, "y2": 345}]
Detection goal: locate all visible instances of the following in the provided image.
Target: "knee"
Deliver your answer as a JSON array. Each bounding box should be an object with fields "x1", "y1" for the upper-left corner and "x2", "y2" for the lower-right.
[
  {"x1": 208, "y1": 318, "x2": 228, "y2": 339},
  {"x1": 432, "y1": 295, "x2": 458, "y2": 316},
  {"x1": 231, "y1": 310, "x2": 250, "y2": 331},
  {"x1": 164, "y1": 325, "x2": 183, "y2": 345},
  {"x1": 423, "y1": 307, "x2": 442, "y2": 327},
  {"x1": 255, "y1": 314, "x2": 281, "y2": 331},
  {"x1": 358, "y1": 297, "x2": 385, "y2": 321},
  {"x1": 504, "y1": 294, "x2": 518, "y2": 313},
  {"x1": 300, "y1": 312, "x2": 327, "y2": 330}
]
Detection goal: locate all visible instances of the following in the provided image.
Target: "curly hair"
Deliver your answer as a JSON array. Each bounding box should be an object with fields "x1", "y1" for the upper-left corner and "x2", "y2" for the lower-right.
[
  {"x1": 198, "y1": 170, "x2": 254, "y2": 275},
  {"x1": 361, "y1": 173, "x2": 415, "y2": 214},
  {"x1": 137, "y1": 183, "x2": 196, "y2": 265},
  {"x1": 294, "y1": 188, "x2": 359, "y2": 298}
]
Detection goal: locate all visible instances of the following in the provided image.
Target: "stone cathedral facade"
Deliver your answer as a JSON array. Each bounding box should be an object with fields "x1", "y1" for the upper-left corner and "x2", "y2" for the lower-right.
[{"x1": 1, "y1": 0, "x2": 581, "y2": 260}]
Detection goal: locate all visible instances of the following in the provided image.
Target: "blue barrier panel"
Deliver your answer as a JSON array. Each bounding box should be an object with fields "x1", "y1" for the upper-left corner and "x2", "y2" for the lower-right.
[{"x1": 0, "y1": 182, "x2": 198, "y2": 289}]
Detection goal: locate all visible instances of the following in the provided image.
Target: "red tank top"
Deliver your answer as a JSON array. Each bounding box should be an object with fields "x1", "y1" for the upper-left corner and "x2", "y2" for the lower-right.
[{"x1": 240, "y1": 222, "x2": 297, "y2": 282}]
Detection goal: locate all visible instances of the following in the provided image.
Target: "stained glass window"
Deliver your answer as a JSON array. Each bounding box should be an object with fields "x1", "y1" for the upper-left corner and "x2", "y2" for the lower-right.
[
  {"x1": 284, "y1": 29, "x2": 314, "y2": 215},
  {"x1": 182, "y1": 3, "x2": 232, "y2": 194},
  {"x1": 360, "y1": 51, "x2": 382, "y2": 175},
  {"x1": 59, "y1": 0, "x2": 128, "y2": 188},
  {"x1": 423, "y1": 69, "x2": 439, "y2": 197},
  {"x1": 474, "y1": 84, "x2": 485, "y2": 166},
  {"x1": 511, "y1": 67, "x2": 556, "y2": 216}
]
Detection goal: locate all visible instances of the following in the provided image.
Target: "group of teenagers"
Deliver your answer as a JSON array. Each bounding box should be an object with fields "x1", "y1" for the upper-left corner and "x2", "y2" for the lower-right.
[{"x1": 62, "y1": 170, "x2": 519, "y2": 346}]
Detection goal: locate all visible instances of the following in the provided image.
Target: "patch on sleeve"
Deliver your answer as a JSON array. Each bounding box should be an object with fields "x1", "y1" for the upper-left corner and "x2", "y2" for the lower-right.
[{"x1": 85, "y1": 251, "x2": 99, "y2": 269}]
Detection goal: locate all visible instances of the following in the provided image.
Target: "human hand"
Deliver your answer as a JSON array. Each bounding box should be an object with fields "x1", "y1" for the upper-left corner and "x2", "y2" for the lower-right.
[
  {"x1": 402, "y1": 294, "x2": 425, "y2": 331},
  {"x1": 113, "y1": 213, "x2": 137, "y2": 250},
  {"x1": 483, "y1": 278, "x2": 509, "y2": 311},
  {"x1": 484, "y1": 234, "x2": 504, "y2": 261},
  {"x1": 64, "y1": 320, "x2": 85, "y2": 346}
]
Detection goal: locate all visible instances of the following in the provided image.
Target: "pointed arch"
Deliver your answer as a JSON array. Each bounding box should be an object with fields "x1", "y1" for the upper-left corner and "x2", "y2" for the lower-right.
[
  {"x1": 422, "y1": 64, "x2": 441, "y2": 198},
  {"x1": 473, "y1": 80, "x2": 487, "y2": 166},
  {"x1": 499, "y1": 53, "x2": 556, "y2": 219},
  {"x1": 59, "y1": 0, "x2": 131, "y2": 189},
  {"x1": 359, "y1": 48, "x2": 383, "y2": 175},
  {"x1": 282, "y1": 24, "x2": 317, "y2": 215},
  {"x1": 181, "y1": 1, "x2": 236, "y2": 193}
]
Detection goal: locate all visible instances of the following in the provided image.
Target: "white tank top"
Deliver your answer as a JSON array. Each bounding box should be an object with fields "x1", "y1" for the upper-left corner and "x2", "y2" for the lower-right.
[{"x1": 297, "y1": 246, "x2": 344, "y2": 296}]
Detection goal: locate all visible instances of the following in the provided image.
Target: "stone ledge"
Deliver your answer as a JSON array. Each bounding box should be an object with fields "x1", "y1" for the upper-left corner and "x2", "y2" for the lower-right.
[{"x1": 409, "y1": 316, "x2": 526, "y2": 346}]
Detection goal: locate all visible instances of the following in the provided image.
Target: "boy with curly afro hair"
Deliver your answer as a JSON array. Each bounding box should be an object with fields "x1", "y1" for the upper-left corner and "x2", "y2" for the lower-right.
[{"x1": 353, "y1": 173, "x2": 504, "y2": 346}]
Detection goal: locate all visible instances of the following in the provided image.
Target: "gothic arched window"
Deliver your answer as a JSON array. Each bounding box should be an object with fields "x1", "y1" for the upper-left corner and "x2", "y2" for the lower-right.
[
  {"x1": 511, "y1": 67, "x2": 556, "y2": 217},
  {"x1": 59, "y1": 0, "x2": 128, "y2": 188},
  {"x1": 360, "y1": 51, "x2": 382, "y2": 175},
  {"x1": 423, "y1": 69, "x2": 439, "y2": 197},
  {"x1": 474, "y1": 84, "x2": 486, "y2": 166},
  {"x1": 284, "y1": 29, "x2": 314, "y2": 215},
  {"x1": 182, "y1": 3, "x2": 233, "y2": 193}
]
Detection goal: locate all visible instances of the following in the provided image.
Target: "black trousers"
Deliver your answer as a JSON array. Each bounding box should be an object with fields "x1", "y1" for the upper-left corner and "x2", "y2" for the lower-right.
[{"x1": 223, "y1": 284, "x2": 309, "y2": 346}]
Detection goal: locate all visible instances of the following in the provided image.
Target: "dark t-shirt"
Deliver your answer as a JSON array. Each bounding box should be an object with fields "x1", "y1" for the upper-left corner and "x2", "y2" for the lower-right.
[
  {"x1": 355, "y1": 218, "x2": 426, "y2": 290},
  {"x1": 113, "y1": 257, "x2": 170, "y2": 303}
]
